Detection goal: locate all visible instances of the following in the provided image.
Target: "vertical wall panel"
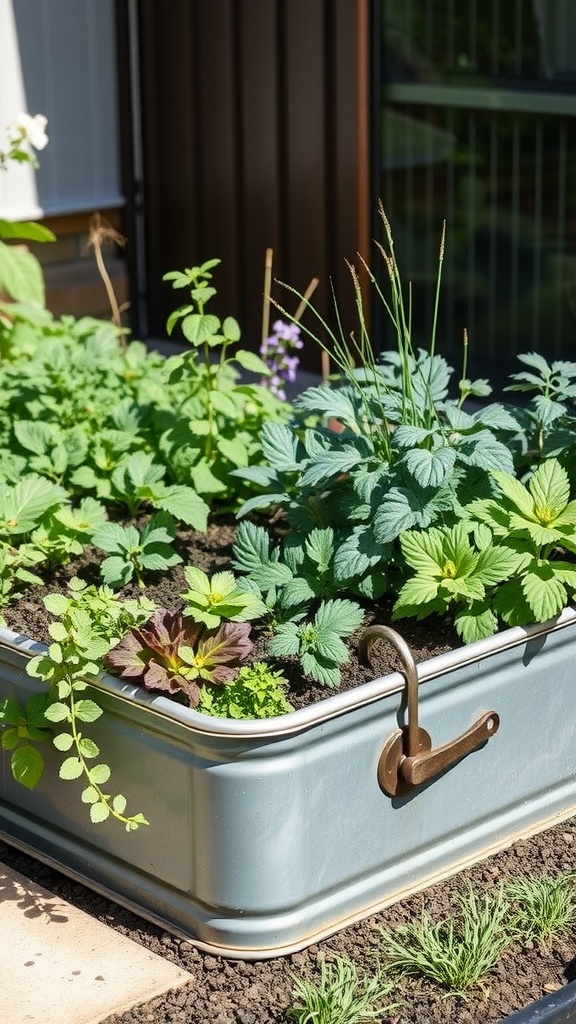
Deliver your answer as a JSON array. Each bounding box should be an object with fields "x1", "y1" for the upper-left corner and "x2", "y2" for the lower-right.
[
  {"x1": 1, "y1": 0, "x2": 121, "y2": 217},
  {"x1": 131, "y1": 0, "x2": 370, "y2": 361}
]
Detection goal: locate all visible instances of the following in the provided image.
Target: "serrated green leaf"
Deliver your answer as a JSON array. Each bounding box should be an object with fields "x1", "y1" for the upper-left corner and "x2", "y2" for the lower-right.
[
  {"x1": 81, "y1": 786, "x2": 100, "y2": 804},
  {"x1": 78, "y1": 737, "x2": 100, "y2": 759},
  {"x1": 305, "y1": 528, "x2": 334, "y2": 572},
  {"x1": 209, "y1": 390, "x2": 239, "y2": 417},
  {"x1": 52, "y1": 733, "x2": 74, "y2": 751},
  {"x1": 216, "y1": 435, "x2": 249, "y2": 467},
  {"x1": 154, "y1": 486, "x2": 209, "y2": 531},
  {"x1": 90, "y1": 802, "x2": 110, "y2": 824},
  {"x1": 529, "y1": 459, "x2": 570, "y2": 516},
  {"x1": 74, "y1": 700, "x2": 103, "y2": 723},
  {"x1": 268, "y1": 623, "x2": 301, "y2": 657},
  {"x1": 112, "y1": 794, "x2": 127, "y2": 814},
  {"x1": 454, "y1": 603, "x2": 499, "y2": 643},
  {"x1": 88, "y1": 763, "x2": 111, "y2": 785},
  {"x1": 261, "y1": 422, "x2": 299, "y2": 471},
  {"x1": 300, "y1": 448, "x2": 364, "y2": 489},
  {"x1": 234, "y1": 349, "x2": 269, "y2": 374},
  {"x1": 521, "y1": 568, "x2": 567, "y2": 621},
  {"x1": 314, "y1": 599, "x2": 364, "y2": 637},
  {"x1": 491, "y1": 471, "x2": 535, "y2": 517},
  {"x1": 11, "y1": 746, "x2": 44, "y2": 789},
  {"x1": 402, "y1": 446, "x2": 457, "y2": 488},
  {"x1": 0, "y1": 241, "x2": 45, "y2": 305},
  {"x1": 43, "y1": 702, "x2": 71, "y2": 723},
  {"x1": 181, "y1": 312, "x2": 220, "y2": 345},
  {"x1": 59, "y1": 756, "x2": 84, "y2": 780}
]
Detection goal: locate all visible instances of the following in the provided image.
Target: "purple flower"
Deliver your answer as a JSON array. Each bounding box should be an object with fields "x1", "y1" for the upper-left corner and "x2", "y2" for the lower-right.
[{"x1": 259, "y1": 319, "x2": 303, "y2": 398}]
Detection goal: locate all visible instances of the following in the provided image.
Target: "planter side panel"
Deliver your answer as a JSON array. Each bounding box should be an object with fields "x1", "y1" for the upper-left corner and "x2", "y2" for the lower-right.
[{"x1": 1, "y1": 624, "x2": 576, "y2": 955}]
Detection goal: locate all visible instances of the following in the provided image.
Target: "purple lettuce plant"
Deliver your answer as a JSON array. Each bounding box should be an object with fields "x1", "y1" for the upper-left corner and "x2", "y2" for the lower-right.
[
  {"x1": 259, "y1": 319, "x2": 303, "y2": 400},
  {"x1": 103, "y1": 608, "x2": 254, "y2": 707}
]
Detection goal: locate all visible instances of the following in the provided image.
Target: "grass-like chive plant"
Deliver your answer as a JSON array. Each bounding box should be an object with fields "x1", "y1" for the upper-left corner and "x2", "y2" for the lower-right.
[
  {"x1": 288, "y1": 955, "x2": 396, "y2": 1024},
  {"x1": 377, "y1": 887, "x2": 512, "y2": 995},
  {"x1": 504, "y1": 873, "x2": 576, "y2": 947}
]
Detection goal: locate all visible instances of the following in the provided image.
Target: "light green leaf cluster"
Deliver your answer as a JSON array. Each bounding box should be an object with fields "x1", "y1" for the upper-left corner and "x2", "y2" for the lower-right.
[
  {"x1": 181, "y1": 567, "x2": 266, "y2": 628},
  {"x1": 198, "y1": 662, "x2": 293, "y2": 720},
  {"x1": 393, "y1": 458, "x2": 576, "y2": 640},
  {"x1": 91, "y1": 512, "x2": 183, "y2": 589}
]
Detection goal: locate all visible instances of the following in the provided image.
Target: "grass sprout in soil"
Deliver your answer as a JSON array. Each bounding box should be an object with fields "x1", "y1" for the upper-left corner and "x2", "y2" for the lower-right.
[{"x1": 3, "y1": 819, "x2": 576, "y2": 1024}]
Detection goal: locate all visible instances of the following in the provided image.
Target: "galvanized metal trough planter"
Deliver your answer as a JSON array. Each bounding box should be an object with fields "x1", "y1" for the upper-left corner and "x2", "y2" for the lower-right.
[{"x1": 1, "y1": 607, "x2": 576, "y2": 959}]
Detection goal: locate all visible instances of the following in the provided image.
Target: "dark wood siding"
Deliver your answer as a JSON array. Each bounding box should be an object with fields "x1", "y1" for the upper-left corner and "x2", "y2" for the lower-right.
[{"x1": 131, "y1": 0, "x2": 370, "y2": 368}]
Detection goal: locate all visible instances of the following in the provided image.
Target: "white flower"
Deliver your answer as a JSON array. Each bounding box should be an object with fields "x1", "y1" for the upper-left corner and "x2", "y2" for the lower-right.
[{"x1": 8, "y1": 113, "x2": 49, "y2": 151}]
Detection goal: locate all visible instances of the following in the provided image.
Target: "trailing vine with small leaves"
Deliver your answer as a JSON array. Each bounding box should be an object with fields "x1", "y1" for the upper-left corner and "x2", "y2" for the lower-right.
[{"x1": 12, "y1": 578, "x2": 155, "y2": 828}]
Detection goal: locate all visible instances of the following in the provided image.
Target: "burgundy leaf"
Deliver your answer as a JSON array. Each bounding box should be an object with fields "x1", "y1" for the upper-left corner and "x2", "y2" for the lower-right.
[{"x1": 104, "y1": 609, "x2": 253, "y2": 707}]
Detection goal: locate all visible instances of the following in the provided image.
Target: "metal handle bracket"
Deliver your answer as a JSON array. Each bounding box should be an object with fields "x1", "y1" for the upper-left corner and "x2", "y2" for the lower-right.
[{"x1": 359, "y1": 624, "x2": 500, "y2": 797}]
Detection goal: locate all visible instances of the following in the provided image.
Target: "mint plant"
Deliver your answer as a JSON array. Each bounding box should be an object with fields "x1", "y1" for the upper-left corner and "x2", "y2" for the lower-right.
[
  {"x1": 235, "y1": 210, "x2": 521, "y2": 603},
  {"x1": 3, "y1": 578, "x2": 156, "y2": 827},
  {"x1": 91, "y1": 512, "x2": 183, "y2": 588},
  {"x1": 197, "y1": 661, "x2": 293, "y2": 719},
  {"x1": 268, "y1": 600, "x2": 365, "y2": 688},
  {"x1": 158, "y1": 258, "x2": 292, "y2": 504},
  {"x1": 104, "y1": 609, "x2": 254, "y2": 708},
  {"x1": 504, "y1": 352, "x2": 576, "y2": 464}
]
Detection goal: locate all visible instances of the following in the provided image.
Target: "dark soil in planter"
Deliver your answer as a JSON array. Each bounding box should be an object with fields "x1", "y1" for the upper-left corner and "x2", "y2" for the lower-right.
[
  {"x1": 4, "y1": 517, "x2": 576, "y2": 1021},
  {"x1": 2, "y1": 815, "x2": 576, "y2": 1024},
  {"x1": 2, "y1": 516, "x2": 462, "y2": 709}
]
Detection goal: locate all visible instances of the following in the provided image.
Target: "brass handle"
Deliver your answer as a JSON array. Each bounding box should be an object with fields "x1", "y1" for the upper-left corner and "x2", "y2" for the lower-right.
[
  {"x1": 402, "y1": 710, "x2": 499, "y2": 787},
  {"x1": 359, "y1": 624, "x2": 500, "y2": 797}
]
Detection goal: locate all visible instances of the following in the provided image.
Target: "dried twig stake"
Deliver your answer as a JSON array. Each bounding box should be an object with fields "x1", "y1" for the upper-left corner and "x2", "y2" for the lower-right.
[
  {"x1": 86, "y1": 213, "x2": 127, "y2": 331},
  {"x1": 293, "y1": 276, "x2": 319, "y2": 323},
  {"x1": 261, "y1": 247, "x2": 274, "y2": 345}
]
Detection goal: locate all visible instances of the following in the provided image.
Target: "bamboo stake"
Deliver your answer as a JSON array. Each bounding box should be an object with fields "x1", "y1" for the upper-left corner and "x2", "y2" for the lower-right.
[
  {"x1": 261, "y1": 247, "x2": 274, "y2": 344},
  {"x1": 293, "y1": 276, "x2": 319, "y2": 323}
]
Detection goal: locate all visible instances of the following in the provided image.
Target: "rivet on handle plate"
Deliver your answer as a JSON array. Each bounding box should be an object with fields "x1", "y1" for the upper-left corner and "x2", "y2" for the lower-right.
[{"x1": 359, "y1": 624, "x2": 500, "y2": 797}]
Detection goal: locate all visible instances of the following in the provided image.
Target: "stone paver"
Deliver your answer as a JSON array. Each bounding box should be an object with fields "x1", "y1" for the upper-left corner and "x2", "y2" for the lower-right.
[{"x1": 1, "y1": 865, "x2": 193, "y2": 1024}]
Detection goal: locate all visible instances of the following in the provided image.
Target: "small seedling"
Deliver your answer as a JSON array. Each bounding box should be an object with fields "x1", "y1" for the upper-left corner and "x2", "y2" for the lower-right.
[
  {"x1": 181, "y1": 566, "x2": 266, "y2": 628},
  {"x1": 377, "y1": 887, "x2": 512, "y2": 995},
  {"x1": 504, "y1": 873, "x2": 576, "y2": 946},
  {"x1": 288, "y1": 955, "x2": 396, "y2": 1024},
  {"x1": 91, "y1": 512, "x2": 183, "y2": 588}
]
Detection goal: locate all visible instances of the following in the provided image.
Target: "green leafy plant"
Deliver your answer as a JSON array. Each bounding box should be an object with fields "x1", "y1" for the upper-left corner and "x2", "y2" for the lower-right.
[
  {"x1": 377, "y1": 887, "x2": 512, "y2": 995},
  {"x1": 268, "y1": 599, "x2": 365, "y2": 688},
  {"x1": 197, "y1": 661, "x2": 293, "y2": 719},
  {"x1": 181, "y1": 566, "x2": 266, "y2": 628},
  {"x1": 392, "y1": 521, "x2": 521, "y2": 642},
  {"x1": 288, "y1": 956, "x2": 396, "y2": 1024},
  {"x1": 159, "y1": 258, "x2": 292, "y2": 505},
  {"x1": 235, "y1": 209, "x2": 522, "y2": 607},
  {"x1": 392, "y1": 457, "x2": 576, "y2": 640},
  {"x1": 91, "y1": 512, "x2": 183, "y2": 588},
  {"x1": 504, "y1": 352, "x2": 576, "y2": 464},
  {"x1": 0, "y1": 692, "x2": 54, "y2": 789},
  {"x1": 103, "y1": 609, "x2": 254, "y2": 708},
  {"x1": 504, "y1": 873, "x2": 576, "y2": 946},
  {"x1": 4, "y1": 578, "x2": 156, "y2": 827},
  {"x1": 0, "y1": 112, "x2": 54, "y2": 306}
]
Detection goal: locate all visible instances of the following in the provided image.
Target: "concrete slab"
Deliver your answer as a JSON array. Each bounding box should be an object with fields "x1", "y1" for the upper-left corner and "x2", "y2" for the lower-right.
[{"x1": 1, "y1": 864, "x2": 193, "y2": 1024}]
